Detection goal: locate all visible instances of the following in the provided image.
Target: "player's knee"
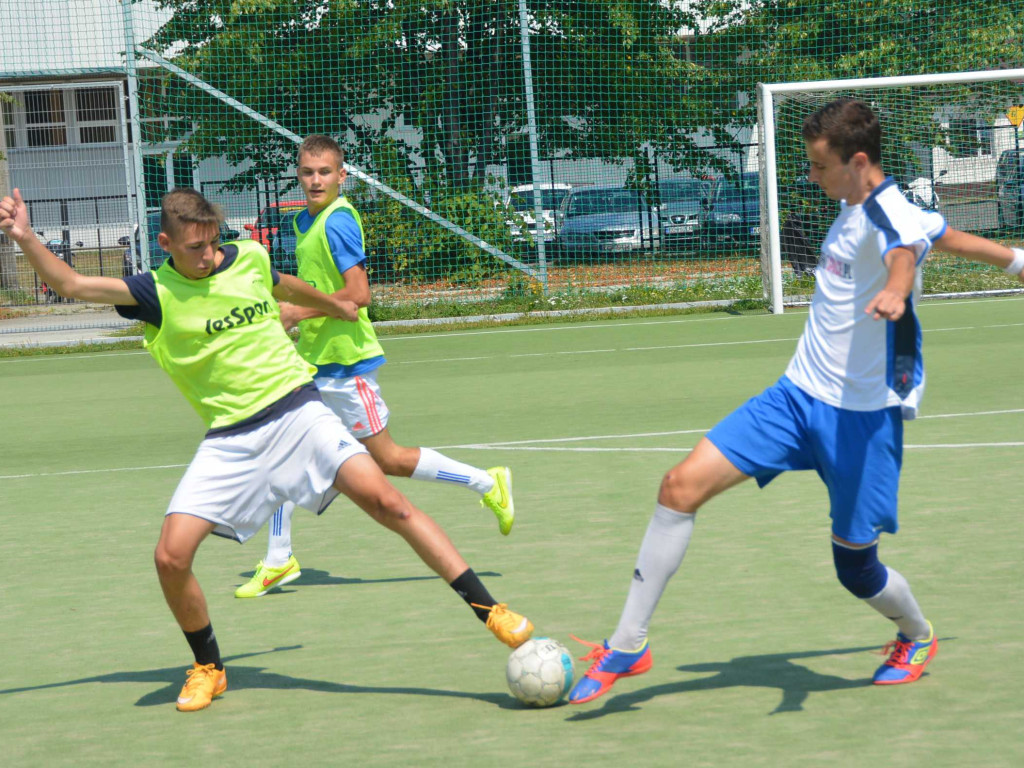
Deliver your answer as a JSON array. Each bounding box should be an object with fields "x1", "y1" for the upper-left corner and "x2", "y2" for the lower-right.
[
  {"x1": 366, "y1": 487, "x2": 412, "y2": 526},
  {"x1": 153, "y1": 543, "x2": 192, "y2": 576},
  {"x1": 832, "y1": 541, "x2": 887, "y2": 598},
  {"x1": 658, "y1": 464, "x2": 701, "y2": 511}
]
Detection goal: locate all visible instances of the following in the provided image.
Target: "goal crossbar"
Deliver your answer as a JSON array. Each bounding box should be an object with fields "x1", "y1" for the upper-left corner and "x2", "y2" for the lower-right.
[{"x1": 758, "y1": 68, "x2": 1024, "y2": 313}]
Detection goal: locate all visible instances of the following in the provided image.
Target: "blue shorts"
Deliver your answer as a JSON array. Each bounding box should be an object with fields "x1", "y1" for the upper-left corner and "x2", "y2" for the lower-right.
[{"x1": 706, "y1": 376, "x2": 903, "y2": 544}]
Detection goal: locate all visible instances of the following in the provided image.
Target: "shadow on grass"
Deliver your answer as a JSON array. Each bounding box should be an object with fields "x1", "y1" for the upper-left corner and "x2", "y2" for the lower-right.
[
  {"x1": 0, "y1": 645, "x2": 520, "y2": 710},
  {"x1": 234, "y1": 568, "x2": 502, "y2": 593},
  {"x1": 566, "y1": 639, "x2": 953, "y2": 721}
]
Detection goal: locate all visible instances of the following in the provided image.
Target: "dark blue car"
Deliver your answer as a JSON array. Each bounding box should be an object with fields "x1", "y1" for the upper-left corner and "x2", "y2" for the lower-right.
[
  {"x1": 128, "y1": 211, "x2": 240, "y2": 271},
  {"x1": 268, "y1": 210, "x2": 299, "y2": 275},
  {"x1": 702, "y1": 172, "x2": 760, "y2": 250}
]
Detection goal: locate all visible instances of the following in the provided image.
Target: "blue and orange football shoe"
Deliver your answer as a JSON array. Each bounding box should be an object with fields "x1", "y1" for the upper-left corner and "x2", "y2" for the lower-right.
[
  {"x1": 873, "y1": 621, "x2": 937, "y2": 685},
  {"x1": 567, "y1": 635, "x2": 653, "y2": 704}
]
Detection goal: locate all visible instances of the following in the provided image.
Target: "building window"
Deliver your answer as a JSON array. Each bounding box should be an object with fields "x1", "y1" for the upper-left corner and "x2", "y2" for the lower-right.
[
  {"x1": 1, "y1": 96, "x2": 15, "y2": 149},
  {"x1": 948, "y1": 117, "x2": 990, "y2": 158},
  {"x1": 5, "y1": 85, "x2": 122, "y2": 148},
  {"x1": 75, "y1": 87, "x2": 119, "y2": 145},
  {"x1": 24, "y1": 90, "x2": 67, "y2": 147}
]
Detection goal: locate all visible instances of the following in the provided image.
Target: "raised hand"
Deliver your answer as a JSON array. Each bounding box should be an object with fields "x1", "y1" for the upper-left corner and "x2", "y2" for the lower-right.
[{"x1": 0, "y1": 188, "x2": 32, "y2": 242}]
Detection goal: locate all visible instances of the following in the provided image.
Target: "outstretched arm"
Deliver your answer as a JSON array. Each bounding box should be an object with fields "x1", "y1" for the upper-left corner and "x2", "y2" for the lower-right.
[
  {"x1": 931, "y1": 227, "x2": 1024, "y2": 282},
  {"x1": 272, "y1": 272, "x2": 359, "y2": 322},
  {"x1": 0, "y1": 189, "x2": 136, "y2": 305},
  {"x1": 278, "y1": 264, "x2": 369, "y2": 330}
]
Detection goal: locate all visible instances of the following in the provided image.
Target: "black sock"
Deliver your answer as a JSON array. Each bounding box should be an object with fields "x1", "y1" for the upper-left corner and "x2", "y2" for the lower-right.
[
  {"x1": 183, "y1": 623, "x2": 223, "y2": 670},
  {"x1": 449, "y1": 568, "x2": 497, "y2": 623}
]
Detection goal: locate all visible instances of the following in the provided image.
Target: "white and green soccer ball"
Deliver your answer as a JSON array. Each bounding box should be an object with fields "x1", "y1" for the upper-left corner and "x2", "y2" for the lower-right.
[{"x1": 506, "y1": 637, "x2": 575, "y2": 707}]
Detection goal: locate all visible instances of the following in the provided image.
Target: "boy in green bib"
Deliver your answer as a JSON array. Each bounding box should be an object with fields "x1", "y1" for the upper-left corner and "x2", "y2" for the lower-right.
[
  {"x1": 0, "y1": 187, "x2": 533, "y2": 714},
  {"x1": 235, "y1": 135, "x2": 516, "y2": 601}
]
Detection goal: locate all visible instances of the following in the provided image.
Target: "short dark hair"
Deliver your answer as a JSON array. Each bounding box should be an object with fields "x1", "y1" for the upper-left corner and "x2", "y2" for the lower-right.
[
  {"x1": 802, "y1": 98, "x2": 881, "y2": 164},
  {"x1": 160, "y1": 188, "x2": 224, "y2": 237},
  {"x1": 298, "y1": 134, "x2": 345, "y2": 166}
]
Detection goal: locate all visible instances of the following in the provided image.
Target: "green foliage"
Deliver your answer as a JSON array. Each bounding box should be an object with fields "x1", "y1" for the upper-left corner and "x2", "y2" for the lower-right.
[
  {"x1": 130, "y1": 0, "x2": 1024, "y2": 303},
  {"x1": 142, "y1": 1, "x2": 698, "y2": 187}
]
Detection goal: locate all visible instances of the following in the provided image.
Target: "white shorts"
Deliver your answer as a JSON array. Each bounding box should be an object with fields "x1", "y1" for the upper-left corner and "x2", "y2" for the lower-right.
[
  {"x1": 166, "y1": 400, "x2": 368, "y2": 542},
  {"x1": 315, "y1": 371, "x2": 391, "y2": 439}
]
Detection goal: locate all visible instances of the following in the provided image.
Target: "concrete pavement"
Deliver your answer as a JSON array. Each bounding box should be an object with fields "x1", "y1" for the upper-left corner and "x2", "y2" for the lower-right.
[{"x1": 0, "y1": 306, "x2": 141, "y2": 349}]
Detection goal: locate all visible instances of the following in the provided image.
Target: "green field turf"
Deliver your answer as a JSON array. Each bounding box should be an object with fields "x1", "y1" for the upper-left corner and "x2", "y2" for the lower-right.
[{"x1": 2, "y1": 298, "x2": 1022, "y2": 767}]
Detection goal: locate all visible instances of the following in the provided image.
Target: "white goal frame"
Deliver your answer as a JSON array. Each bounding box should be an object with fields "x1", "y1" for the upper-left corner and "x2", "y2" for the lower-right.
[{"x1": 758, "y1": 67, "x2": 1024, "y2": 314}]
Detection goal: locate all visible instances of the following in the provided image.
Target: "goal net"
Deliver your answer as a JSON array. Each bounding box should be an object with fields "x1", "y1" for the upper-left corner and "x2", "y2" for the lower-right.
[{"x1": 758, "y1": 69, "x2": 1024, "y2": 313}]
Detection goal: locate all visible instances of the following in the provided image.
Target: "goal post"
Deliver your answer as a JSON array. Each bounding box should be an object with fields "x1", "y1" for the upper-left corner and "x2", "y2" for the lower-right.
[{"x1": 758, "y1": 68, "x2": 1024, "y2": 314}]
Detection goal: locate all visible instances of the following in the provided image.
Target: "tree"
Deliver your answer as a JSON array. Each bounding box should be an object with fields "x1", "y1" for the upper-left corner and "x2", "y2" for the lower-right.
[
  {"x1": 137, "y1": 0, "x2": 1024, "y2": 273},
  {"x1": 141, "y1": 1, "x2": 699, "y2": 192},
  {"x1": 686, "y1": 0, "x2": 1024, "y2": 176}
]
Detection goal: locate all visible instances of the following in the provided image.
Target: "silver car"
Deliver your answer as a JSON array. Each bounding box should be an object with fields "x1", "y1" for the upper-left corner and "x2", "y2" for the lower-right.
[
  {"x1": 658, "y1": 178, "x2": 709, "y2": 251},
  {"x1": 555, "y1": 186, "x2": 660, "y2": 260}
]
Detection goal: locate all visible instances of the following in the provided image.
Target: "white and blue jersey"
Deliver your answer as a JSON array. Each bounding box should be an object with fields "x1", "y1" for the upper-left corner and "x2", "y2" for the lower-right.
[
  {"x1": 785, "y1": 177, "x2": 941, "y2": 420},
  {"x1": 706, "y1": 179, "x2": 946, "y2": 543}
]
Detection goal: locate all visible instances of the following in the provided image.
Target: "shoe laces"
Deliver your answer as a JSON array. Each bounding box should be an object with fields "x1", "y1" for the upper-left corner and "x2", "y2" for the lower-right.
[
  {"x1": 570, "y1": 635, "x2": 612, "y2": 669},
  {"x1": 878, "y1": 638, "x2": 914, "y2": 667},
  {"x1": 183, "y1": 663, "x2": 218, "y2": 692},
  {"x1": 471, "y1": 602, "x2": 514, "y2": 629}
]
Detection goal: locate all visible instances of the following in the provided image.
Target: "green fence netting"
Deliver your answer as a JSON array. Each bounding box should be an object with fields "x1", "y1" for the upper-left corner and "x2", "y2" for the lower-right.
[{"x1": 1, "y1": 1, "x2": 1024, "y2": 312}]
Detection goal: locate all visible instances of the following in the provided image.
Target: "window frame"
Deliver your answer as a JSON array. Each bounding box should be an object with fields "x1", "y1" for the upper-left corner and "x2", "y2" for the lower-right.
[{"x1": 2, "y1": 83, "x2": 123, "y2": 149}]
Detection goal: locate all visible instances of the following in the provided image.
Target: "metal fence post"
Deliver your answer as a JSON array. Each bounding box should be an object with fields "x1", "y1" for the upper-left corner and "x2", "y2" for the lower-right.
[
  {"x1": 120, "y1": 0, "x2": 150, "y2": 271},
  {"x1": 517, "y1": 0, "x2": 548, "y2": 295}
]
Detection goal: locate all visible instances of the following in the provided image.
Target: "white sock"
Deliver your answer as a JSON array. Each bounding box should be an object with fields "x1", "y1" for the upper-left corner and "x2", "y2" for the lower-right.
[
  {"x1": 411, "y1": 447, "x2": 494, "y2": 495},
  {"x1": 865, "y1": 566, "x2": 931, "y2": 640},
  {"x1": 608, "y1": 503, "x2": 695, "y2": 651},
  {"x1": 265, "y1": 501, "x2": 295, "y2": 567}
]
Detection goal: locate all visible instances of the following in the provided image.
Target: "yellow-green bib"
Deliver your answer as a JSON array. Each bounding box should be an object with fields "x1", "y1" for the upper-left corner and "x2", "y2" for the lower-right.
[
  {"x1": 294, "y1": 197, "x2": 384, "y2": 367},
  {"x1": 144, "y1": 240, "x2": 316, "y2": 429}
]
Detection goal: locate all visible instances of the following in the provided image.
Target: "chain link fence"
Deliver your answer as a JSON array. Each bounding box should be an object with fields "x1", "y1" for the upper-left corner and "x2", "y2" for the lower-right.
[{"x1": 2, "y1": 1, "x2": 1024, "y2": 310}]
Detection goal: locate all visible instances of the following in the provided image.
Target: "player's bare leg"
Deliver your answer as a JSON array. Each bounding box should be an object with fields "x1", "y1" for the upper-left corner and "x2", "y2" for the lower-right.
[
  {"x1": 657, "y1": 437, "x2": 750, "y2": 512},
  {"x1": 360, "y1": 428, "x2": 420, "y2": 477},
  {"x1": 570, "y1": 438, "x2": 750, "y2": 704},
  {"x1": 361, "y1": 427, "x2": 514, "y2": 535},
  {"x1": 155, "y1": 513, "x2": 215, "y2": 631},
  {"x1": 154, "y1": 513, "x2": 226, "y2": 711},
  {"x1": 332, "y1": 454, "x2": 532, "y2": 646}
]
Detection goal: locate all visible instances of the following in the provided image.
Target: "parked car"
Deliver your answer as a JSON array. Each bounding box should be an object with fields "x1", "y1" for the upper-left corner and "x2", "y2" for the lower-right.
[
  {"x1": 554, "y1": 186, "x2": 659, "y2": 260},
  {"x1": 244, "y1": 200, "x2": 306, "y2": 249},
  {"x1": 702, "y1": 172, "x2": 761, "y2": 249},
  {"x1": 657, "y1": 177, "x2": 709, "y2": 251},
  {"x1": 268, "y1": 210, "x2": 300, "y2": 275},
  {"x1": 996, "y1": 149, "x2": 1024, "y2": 229},
  {"x1": 121, "y1": 211, "x2": 240, "y2": 270},
  {"x1": 505, "y1": 183, "x2": 572, "y2": 245}
]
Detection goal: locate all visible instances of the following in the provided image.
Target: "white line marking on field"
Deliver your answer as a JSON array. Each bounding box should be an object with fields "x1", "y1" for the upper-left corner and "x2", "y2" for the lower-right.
[
  {"x1": 436, "y1": 428, "x2": 710, "y2": 449},
  {"x1": 0, "y1": 463, "x2": 186, "y2": 480},
  {"x1": 625, "y1": 338, "x2": 795, "y2": 352},
  {"x1": 445, "y1": 441, "x2": 1024, "y2": 453},
  {"x1": 0, "y1": 350, "x2": 149, "y2": 365},
  {"x1": 4, "y1": 405, "x2": 1023, "y2": 481},
  {"x1": 917, "y1": 408, "x2": 1024, "y2": 419},
  {"x1": 905, "y1": 442, "x2": 1024, "y2": 449},
  {"x1": 389, "y1": 318, "x2": 1020, "y2": 367},
  {"x1": 451, "y1": 445, "x2": 691, "y2": 453}
]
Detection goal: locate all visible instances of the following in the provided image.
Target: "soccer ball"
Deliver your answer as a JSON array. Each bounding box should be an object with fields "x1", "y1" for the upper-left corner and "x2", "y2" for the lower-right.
[{"x1": 506, "y1": 637, "x2": 575, "y2": 707}]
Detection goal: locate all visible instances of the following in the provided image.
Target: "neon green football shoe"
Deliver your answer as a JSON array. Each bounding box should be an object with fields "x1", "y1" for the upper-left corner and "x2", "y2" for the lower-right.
[
  {"x1": 234, "y1": 555, "x2": 302, "y2": 598},
  {"x1": 481, "y1": 466, "x2": 515, "y2": 536}
]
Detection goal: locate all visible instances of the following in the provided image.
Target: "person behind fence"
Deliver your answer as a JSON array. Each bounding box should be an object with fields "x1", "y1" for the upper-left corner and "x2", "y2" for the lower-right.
[
  {"x1": 0, "y1": 186, "x2": 533, "y2": 713},
  {"x1": 565, "y1": 97, "x2": 1024, "y2": 705},
  {"x1": 232, "y1": 133, "x2": 517, "y2": 600}
]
